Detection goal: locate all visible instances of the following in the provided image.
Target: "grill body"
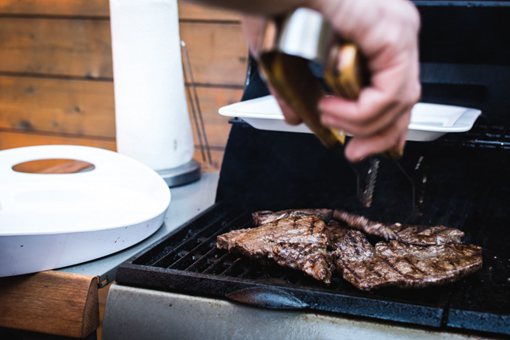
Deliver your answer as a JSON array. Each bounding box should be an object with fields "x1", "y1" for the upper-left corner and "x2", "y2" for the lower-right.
[{"x1": 113, "y1": 1, "x2": 510, "y2": 337}]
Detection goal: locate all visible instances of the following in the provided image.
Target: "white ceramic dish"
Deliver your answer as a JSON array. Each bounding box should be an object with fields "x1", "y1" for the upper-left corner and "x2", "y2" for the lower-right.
[
  {"x1": 0, "y1": 145, "x2": 170, "y2": 277},
  {"x1": 219, "y1": 95, "x2": 481, "y2": 142}
]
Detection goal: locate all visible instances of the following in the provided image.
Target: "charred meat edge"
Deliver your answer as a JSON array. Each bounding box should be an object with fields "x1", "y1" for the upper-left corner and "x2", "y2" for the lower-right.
[
  {"x1": 333, "y1": 210, "x2": 465, "y2": 245},
  {"x1": 252, "y1": 209, "x2": 333, "y2": 226},
  {"x1": 252, "y1": 209, "x2": 465, "y2": 246}
]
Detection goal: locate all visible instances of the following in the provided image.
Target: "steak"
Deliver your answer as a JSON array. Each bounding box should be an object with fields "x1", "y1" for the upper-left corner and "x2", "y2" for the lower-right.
[
  {"x1": 252, "y1": 209, "x2": 333, "y2": 226},
  {"x1": 375, "y1": 240, "x2": 482, "y2": 287},
  {"x1": 252, "y1": 209, "x2": 464, "y2": 246},
  {"x1": 331, "y1": 229, "x2": 403, "y2": 290},
  {"x1": 332, "y1": 230, "x2": 482, "y2": 291},
  {"x1": 333, "y1": 210, "x2": 465, "y2": 245},
  {"x1": 217, "y1": 216, "x2": 332, "y2": 283},
  {"x1": 218, "y1": 209, "x2": 482, "y2": 290},
  {"x1": 272, "y1": 242, "x2": 331, "y2": 284},
  {"x1": 324, "y1": 219, "x2": 348, "y2": 245}
]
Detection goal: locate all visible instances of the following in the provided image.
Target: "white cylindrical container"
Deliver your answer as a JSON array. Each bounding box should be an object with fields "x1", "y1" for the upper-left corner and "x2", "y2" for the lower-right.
[{"x1": 109, "y1": 0, "x2": 194, "y2": 173}]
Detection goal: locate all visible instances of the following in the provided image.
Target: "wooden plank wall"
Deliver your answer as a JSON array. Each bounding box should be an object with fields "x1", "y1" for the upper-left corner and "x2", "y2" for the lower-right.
[{"x1": 0, "y1": 0, "x2": 247, "y2": 168}]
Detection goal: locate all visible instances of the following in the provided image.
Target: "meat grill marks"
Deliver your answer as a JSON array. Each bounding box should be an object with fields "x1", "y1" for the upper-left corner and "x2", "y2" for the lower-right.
[
  {"x1": 217, "y1": 209, "x2": 482, "y2": 291},
  {"x1": 272, "y1": 242, "x2": 331, "y2": 284},
  {"x1": 251, "y1": 209, "x2": 465, "y2": 246},
  {"x1": 376, "y1": 241, "x2": 482, "y2": 287},
  {"x1": 332, "y1": 210, "x2": 465, "y2": 245},
  {"x1": 324, "y1": 219, "x2": 348, "y2": 245},
  {"x1": 332, "y1": 230, "x2": 400, "y2": 291},
  {"x1": 217, "y1": 216, "x2": 333, "y2": 283},
  {"x1": 332, "y1": 231, "x2": 483, "y2": 291},
  {"x1": 252, "y1": 209, "x2": 333, "y2": 226}
]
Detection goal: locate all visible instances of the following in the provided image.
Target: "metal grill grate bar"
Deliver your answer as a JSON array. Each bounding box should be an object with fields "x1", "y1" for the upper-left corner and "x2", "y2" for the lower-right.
[
  {"x1": 132, "y1": 205, "x2": 235, "y2": 266},
  {"x1": 149, "y1": 209, "x2": 246, "y2": 268},
  {"x1": 167, "y1": 213, "x2": 251, "y2": 270},
  {"x1": 218, "y1": 257, "x2": 245, "y2": 276},
  {"x1": 184, "y1": 247, "x2": 221, "y2": 272},
  {"x1": 117, "y1": 194, "x2": 510, "y2": 334},
  {"x1": 168, "y1": 242, "x2": 217, "y2": 270},
  {"x1": 203, "y1": 252, "x2": 231, "y2": 274},
  {"x1": 442, "y1": 126, "x2": 510, "y2": 150}
]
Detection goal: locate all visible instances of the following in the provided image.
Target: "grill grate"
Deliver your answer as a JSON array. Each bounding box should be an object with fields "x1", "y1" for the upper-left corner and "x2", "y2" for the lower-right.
[
  {"x1": 442, "y1": 125, "x2": 510, "y2": 150},
  {"x1": 117, "y1": 183, "x2": 510, "y2": 336},
  {"x1": 119, "y1": 204, "x2": 449, "y2": 325},
  {"x1": 116, "y1": 133, "x2": 510, "y2": 336}
]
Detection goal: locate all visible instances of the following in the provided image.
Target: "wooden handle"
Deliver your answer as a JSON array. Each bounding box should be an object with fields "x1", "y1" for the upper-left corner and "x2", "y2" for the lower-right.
[
  {"x1": 0, "y1": 271, "x2": 99, "y2": 338},
  {"x1": 325, "y1": 43, "x2": 367, "y2": 100},
  {"x1": 260, "y1": 51, "x2": 345, "y2": 149},
  {"x1": 325, "y1": 43, "x2": 403, "y2": 159}
]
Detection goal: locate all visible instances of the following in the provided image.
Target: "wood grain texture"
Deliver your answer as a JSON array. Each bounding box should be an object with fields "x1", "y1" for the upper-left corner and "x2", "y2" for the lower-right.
[
  {"x1": 179, "y1": 1, "x2": 240, "y2": 21},
  {"x1": 0, "y1": 271, "x2": 99, "y2": 338},
  {"x1": 0, "y1": 75, "x2": 115, "y2": 138},
  {"x1": 0, "y1": 18, "x2": 247, "y2": 85},
  {"x1": 0, "y1": 75, "x2": 239, "y2": 147},
  {"x1": 0, "y1": 0, "x2": 239, "y2": 21},
  {"x1": 181, "y1": 22, "x2": 247, "y2": 86},
  {"x1": 0, "y1": 0, "x2": 244, "y2": 169},
  {"x1": 0, "y1": 129, "x2": 225, "y2": 169},
  {"x1": 0, "y1": 17, "x2": 112, "y2": 78},
  {"x1": 0, "y1": 130, "x2": 116, "y2": 150},
  {"x1": 189, "y1": 86, "x2": 241, "y2": 147},
  {"x1": 12, "y1": 159, "x2": 94, "y2": 173},
  {"x1": 0, "y1": 0, "x2": 108, "y2": 17}
]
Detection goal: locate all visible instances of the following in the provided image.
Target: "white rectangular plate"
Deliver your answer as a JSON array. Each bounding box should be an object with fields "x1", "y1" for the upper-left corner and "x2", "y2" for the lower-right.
[{"x1": 219, "y1": 95, "x2": 481, "y2": 142}]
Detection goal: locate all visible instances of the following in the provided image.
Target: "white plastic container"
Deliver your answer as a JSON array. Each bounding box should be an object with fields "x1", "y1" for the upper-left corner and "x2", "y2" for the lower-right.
[
  {"x1": 0, "y1": 145, "x2": 170, "y2": 277},
  {"x1": 109, "y1": 0, "x2": 194, "y2": 171}
]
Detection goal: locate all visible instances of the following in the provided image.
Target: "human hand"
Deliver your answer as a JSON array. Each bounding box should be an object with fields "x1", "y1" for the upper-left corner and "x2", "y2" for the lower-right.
[
  {"x1": 308, "y1": 0, "x2": 421, "y2": 161},
  {"x1": 242, "y1": 0, "x2": 421, "y2": 162}
]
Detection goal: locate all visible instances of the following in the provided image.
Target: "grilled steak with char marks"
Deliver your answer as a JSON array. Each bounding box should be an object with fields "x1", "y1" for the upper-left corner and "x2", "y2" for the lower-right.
[
  {"x1": 333, "y1": 210, "x2": 465, "y2": 245},
  {"x1": 252, "y1": 209, "x2": 333, "y2": 226},
  {"x1": 217, "y1": 209, "x2": 482, "y2": 290},
  {"x1": 217, "y1": 216, "x2": 332, "y2": 283},
  {"x1": 252, "y1": 209, "x2": 464, "y2": 245},
  {"x1": 332, "y1": 230, "x2": 482, "y2": 291}
]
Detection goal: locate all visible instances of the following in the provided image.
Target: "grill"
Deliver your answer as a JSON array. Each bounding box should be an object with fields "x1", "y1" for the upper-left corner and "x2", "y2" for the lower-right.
[
  {"x1": 116, "y1": 1, "x2": 510, "y2": 337},
  {"x1": 117, "y1": 137, "x2": 510, "y2": 335}
]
